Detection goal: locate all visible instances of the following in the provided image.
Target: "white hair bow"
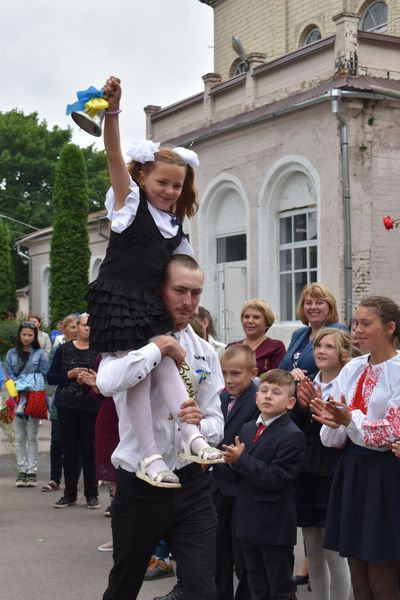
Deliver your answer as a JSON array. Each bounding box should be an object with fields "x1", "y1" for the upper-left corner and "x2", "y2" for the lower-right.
[
  {"x1": 126, "y1": 139, "x2": 199, "y2": 167},
  {"x1": 126, "y1": 140, "x2": 161, "y2": 163},
  {"x1": 173, "y1": 147, "x2": 200, "y2": 167}
]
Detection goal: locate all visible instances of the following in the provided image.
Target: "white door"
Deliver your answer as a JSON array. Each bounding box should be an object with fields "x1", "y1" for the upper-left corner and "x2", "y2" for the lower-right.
[{"x1": 217, "y1": 261, "x2": 247, "y2": 344}]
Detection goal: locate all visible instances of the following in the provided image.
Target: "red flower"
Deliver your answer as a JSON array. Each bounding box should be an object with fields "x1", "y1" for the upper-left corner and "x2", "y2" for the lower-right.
[{"x1": 383, "y1": 216, "x2": 394, "y2": 230}]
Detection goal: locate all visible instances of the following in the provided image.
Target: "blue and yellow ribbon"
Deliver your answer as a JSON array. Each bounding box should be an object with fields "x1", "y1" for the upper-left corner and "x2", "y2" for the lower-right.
[{"x1": 66, "y1": 86, "x2": 109, "y2": 116}]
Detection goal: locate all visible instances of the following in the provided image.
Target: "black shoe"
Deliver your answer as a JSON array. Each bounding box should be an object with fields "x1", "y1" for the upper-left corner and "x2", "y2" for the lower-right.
[
  {"x1": 15, "y1": 472, "x2": 27, "y2": 487},
  {"x1": 153, "y1": 582, "x2": 184, "y2": 600},
  {"x1": 104, "y1": 504, "x2": 112, "y2": 517},
  {"x1": 26, "y1": 473, "x2": 37, "y2": 487},
  {"x1": 87, "y1": 496, "x2": 100, "y2": 509},
  {"x1": 54, "y1": 496, "x2": 77, "y2": 508},
  {"x1": 293, "y1": 574, "x2": 309, "y2": 585}
]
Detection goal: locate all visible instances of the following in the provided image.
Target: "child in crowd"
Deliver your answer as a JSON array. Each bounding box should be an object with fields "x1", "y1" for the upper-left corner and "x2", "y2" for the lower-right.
[
  {"x1": 28, "y1": 314, "x2": 52, "y2": 357},
  {"x1": 5, "y1": 321, "x2": 48, "y2": 487},
  {"x1": 294, "y1": 328, "x2": 352, "y2": 599},
  {"x1": 87, "y1": 76, "x2": 222, "y2": 488},
  {"x1": 223, "y1": 369, "x2": 305, "y2": 600},
  {"x1": 210, "y1": 345, "x2": 259, "y2": 600},
  {"x1": 312, "y1": 295, "x2": 400, "y2": 599}
]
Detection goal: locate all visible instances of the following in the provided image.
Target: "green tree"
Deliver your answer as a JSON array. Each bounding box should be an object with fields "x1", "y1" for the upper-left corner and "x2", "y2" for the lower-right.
[
  {"x1": 0, "y1": 110, "x2": 109, "y2": 287},
  {"x1": 49, "y1": 144, "x2": 90, "y2": 326},
  {"x1": 0, "y1": 218, "x2": 17, "y2": 319},
  {"x1": 81, "y1": 145, "x2": 109, "y2": 212}
]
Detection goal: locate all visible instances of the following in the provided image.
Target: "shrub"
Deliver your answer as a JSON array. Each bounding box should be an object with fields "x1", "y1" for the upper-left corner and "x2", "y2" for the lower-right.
[{"x1": 0, "y1": 320, "x2": 19, "y2": 360}]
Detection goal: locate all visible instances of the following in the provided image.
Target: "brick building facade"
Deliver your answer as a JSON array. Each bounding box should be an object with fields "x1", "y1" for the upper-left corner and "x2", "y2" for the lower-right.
[{"x1": 20, "y1": 1, "x2": 400, "y2": 344}]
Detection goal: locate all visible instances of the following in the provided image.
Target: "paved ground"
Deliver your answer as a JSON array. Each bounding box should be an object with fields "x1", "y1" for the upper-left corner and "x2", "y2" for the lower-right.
[{"x1": 0, "y1": 418, "x2": 327, "y2": 600}]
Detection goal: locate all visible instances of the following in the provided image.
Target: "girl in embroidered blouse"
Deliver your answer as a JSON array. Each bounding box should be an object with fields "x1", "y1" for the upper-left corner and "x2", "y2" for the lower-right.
[
  {"x1": 295, "y1": 328, "x2": 352, "y2": 600},
  {"x1": 311, "y1": 296, "x2": 400, "y2": 600},
  {"x1": 87, "y1": 76, "x2": 223, "y2": 489}
]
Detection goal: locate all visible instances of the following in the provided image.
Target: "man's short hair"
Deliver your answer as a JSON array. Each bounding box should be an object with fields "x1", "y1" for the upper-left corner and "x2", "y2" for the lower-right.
[
  {"x1": 164, "y1": 255, "x2": 203, "y2": 285},
  {"x1": 259, "y1": 368, "x2": 296, "y2": 397},
  {"x1": 221, "y1": 344, "x2": 257, "y2": 370}
]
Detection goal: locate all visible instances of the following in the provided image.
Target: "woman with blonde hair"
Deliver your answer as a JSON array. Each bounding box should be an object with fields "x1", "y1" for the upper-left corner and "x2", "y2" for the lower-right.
[
  {"x1": 279, "y1": 283, "x2": 346, "y2": 382},
  {"x1": 229, "y1": 299, "x2": 286, "y2": 375}
]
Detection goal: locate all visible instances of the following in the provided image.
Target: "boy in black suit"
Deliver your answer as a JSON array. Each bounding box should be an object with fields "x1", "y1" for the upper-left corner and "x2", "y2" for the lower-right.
[
  {"x1": 223, "y1": 369, "x2": 305, "y2": 600},
  {"x1": 210, "y1": 345, "x2": 259, "y2": 600}
]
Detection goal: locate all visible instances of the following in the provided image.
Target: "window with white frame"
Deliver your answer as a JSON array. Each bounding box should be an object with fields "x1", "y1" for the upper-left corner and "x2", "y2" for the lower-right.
[
  {"x1": 361, "y1": 1, "x2": 388, "y2": 33},
  {"x1": 279, "y1": 210, "x2": 318, "y2": 321},
  {"x1": 303, "y1": 27, "x2": 322, "y2": 46}
]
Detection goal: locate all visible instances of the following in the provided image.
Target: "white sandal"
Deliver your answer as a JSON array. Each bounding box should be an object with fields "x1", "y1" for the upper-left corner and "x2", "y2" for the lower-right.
[
  {"x1": 136, "y1": 454, "x2": 181, "y2": 489},
  {"x1": 178, "y1": 433, "x2": 225, "y2": 465}
]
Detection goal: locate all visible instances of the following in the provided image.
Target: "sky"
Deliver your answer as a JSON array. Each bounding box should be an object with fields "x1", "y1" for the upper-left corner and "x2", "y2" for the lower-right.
[{"x1": 0, "y1": 0, "x2": 214, "y2": 151}]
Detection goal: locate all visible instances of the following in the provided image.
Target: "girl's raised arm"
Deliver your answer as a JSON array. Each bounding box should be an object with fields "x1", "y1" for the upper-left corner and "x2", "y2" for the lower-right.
[{"x1": 103, "y1": 76, "x2": 131, "y2": 210}]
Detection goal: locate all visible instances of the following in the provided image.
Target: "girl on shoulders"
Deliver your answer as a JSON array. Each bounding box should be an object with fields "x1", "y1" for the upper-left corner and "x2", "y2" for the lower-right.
[
  {"x1": 312, "y1": 295, "x2": 400, "y2": 599},
  {"x1": 87, "y1": 76, "x2": 223, "y2": 489}
]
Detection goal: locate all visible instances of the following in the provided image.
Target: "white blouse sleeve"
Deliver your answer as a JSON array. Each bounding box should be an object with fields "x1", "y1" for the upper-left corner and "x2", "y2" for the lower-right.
[
  {"x1": 347, "y1": 358, "x2": 400, "y2": 449},
  {"x1": 320, "y1": 355, "x2": 400, "y2": 450},
  {"x1": 105, "y1": 175, "x2": 140, "y2": 233},
  {"x1": 319, "y1": 374, "x2": 349, "y2": 448},
  {"x1": 173, "y1": 236, "x2": 195, "y2": 257}
]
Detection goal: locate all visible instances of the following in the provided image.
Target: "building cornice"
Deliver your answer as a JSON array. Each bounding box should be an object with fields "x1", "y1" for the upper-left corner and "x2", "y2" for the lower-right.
[
  {"x1": 253, "y1": 35, "x2": 336, "y2": 78},
  {"x1": 358, "y1": 30, "x2": 400, "y2": 48},
  {"x1": 17, "y1": 210, "x2": 107, "y2": 245},
  {"x1": 161, "y1": 76, "x2": 400, "y2": 147}
]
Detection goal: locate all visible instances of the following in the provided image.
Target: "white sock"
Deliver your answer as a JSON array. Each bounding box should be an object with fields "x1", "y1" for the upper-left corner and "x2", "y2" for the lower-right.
[
  {"x1": 152, "y1": 356, "x2": 221, "y2": 458},
  {"x1": 324, "y1": 548, "x2": 351, "y2": 600},
  {"x1": 303, "y1": 527, "x2": 330, "y2": 599},
  {"x1": 125, "y1": 380, "x2": 176, "y2": 481}
]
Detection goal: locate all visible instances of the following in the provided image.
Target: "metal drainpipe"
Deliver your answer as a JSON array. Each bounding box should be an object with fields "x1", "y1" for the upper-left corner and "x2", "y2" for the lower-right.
[{"x1": 330, "y1": 88, "x2": 352, "y2": 325}]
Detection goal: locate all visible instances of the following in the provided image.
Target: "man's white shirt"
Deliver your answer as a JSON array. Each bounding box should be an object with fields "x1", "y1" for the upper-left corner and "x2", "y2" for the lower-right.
[{"x1": 97, "y1": 324, "x2": 224, "y2": 473}]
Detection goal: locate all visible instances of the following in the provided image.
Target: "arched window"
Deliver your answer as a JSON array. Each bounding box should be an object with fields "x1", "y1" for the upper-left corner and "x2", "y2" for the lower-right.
[
  {"x1": 303, "y1": 27, "x2": 322, "y2": 46},
  {"x1": 279, "y1": 209, "x2": 318, "y2": 321},
  {"x1": 229, "y1": 58, "x2": 248, "y2": 78},
  {"x1": 259, "y1": 157, "x2": 320, "y2": 322},
  {"x1": 199, "y1": 175, "x2": 249, "y2": 342},
  {"x1": 361, "y1": 1, "x2": 388, "y2": 33}
]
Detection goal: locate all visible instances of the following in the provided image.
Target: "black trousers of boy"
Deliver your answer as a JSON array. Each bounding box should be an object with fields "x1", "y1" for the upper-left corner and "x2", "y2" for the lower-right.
[
  {"x1": 103, "y1": 464, "x2": 218, "y2": 600},
  {"x1": 57, "y1": 406, "x2": 98, "y2": 499},
  {"x1": 241, "y1": 540, "x2": 296, "y2": 600},
  {"x1": 212, "y1": 490, "x2": 251, "y2": 600}
]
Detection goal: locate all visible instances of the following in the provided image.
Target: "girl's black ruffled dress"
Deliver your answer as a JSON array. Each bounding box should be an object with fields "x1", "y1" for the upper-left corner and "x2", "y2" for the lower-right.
[{"x1": 87, "y1": 191, "x2": 183, "y2": 352}]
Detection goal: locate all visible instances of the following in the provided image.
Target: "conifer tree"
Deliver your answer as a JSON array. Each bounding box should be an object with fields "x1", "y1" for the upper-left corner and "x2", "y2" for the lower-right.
[
  {"x1": 49, "y1": 144, "x2": 90, "y2": 325},
  {"x1": 0, "y1": 218, "x2": 17, "y2": 319}
]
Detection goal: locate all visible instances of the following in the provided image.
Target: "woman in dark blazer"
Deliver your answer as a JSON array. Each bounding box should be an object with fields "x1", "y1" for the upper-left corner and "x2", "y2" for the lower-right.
[{"x1": 279, "y1": 283, "x2": 346, "y2": 382}]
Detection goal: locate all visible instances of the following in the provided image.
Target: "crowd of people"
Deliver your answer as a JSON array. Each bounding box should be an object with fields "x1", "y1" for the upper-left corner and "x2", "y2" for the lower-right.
[
  {"x1": 2, "y1": 74, "x2": 400, "y2": 600},
  {"x1": 2, "y1": 286, "x2": 400, "y2": 600}
]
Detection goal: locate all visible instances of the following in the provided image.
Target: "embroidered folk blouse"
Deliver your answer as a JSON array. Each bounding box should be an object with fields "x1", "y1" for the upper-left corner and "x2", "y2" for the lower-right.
[{"x1": 320, "y1": 353, "x2": 400, "y2": 451}]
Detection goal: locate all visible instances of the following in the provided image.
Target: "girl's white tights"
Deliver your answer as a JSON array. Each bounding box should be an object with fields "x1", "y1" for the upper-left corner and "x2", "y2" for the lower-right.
[
  {"x1": 125, "y1": 355, "x2": 218, "y2": 480},
  {"x1": 303, "y1": 527, "x2": 351, "y2": 600}
]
